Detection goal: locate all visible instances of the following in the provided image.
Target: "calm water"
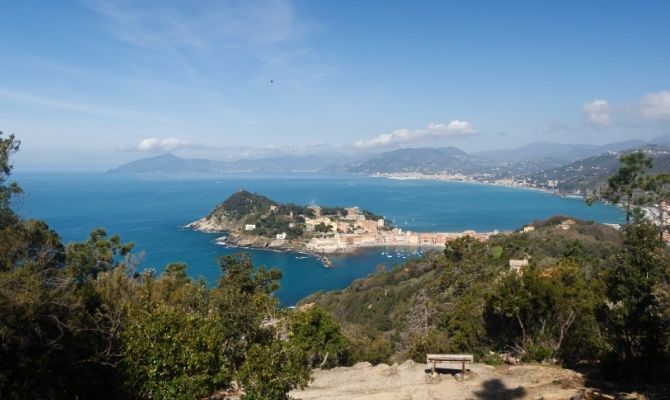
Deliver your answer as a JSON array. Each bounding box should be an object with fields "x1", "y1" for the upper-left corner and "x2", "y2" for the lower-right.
[{"x1": 14, "y1": 172, "x2": 624, "y2": 305}]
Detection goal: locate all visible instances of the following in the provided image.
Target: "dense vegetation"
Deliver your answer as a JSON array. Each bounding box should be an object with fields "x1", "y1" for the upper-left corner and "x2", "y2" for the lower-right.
[{"x1": 0, "y1": 133, "x2": 349, "y2": 399}]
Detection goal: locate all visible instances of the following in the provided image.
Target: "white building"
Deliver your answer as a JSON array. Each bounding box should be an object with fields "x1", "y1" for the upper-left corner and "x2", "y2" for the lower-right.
[
  {"x1": 523, "y1": 226, "x2": 535, "y2": 232},
  {"x1": 245, "y1": 224, "x2": 256, "y2": 231},
  {"x1": 276, "y1": 232, "x2": 287, "y2": 240}
]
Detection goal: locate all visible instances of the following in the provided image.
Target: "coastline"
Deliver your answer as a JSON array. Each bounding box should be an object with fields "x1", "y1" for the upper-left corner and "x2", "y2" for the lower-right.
[
  {"x1": 193, "y1": 225, "x2": 499, "y2": 268},
  {"x1": 371, "y1": 172, "x2": 582, "y2": 198}
]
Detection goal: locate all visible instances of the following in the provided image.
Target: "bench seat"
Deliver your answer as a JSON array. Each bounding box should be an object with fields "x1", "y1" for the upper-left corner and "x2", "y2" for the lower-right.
[{"x1": 426, "y1": 354, "x2": 473, "y2": 375}]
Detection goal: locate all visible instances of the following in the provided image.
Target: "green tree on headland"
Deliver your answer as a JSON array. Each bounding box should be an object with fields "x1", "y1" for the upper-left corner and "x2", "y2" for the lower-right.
[
  {"x1": 598, "y1": 151, "x2": 653, "y2": 223},
  {"x1": 0, "y1": 131, "x2": 21, "y2": 227},
  {"x1": 598, "y1": 210, "x2": 669, "y2": 376}
]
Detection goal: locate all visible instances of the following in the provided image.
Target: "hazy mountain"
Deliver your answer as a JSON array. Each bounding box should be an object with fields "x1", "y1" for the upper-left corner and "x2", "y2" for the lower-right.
[
  {"x1": 108, "y1": 153, "x2": 221, "y2": 173},
  {"x1": 649, "y1": 134, "x2": 670, "y2": 146},
  {"x1": 109, "y1": 153, "x2": 357, "y2": 174},
  {"x1": 528, "y1": 145, "x2": 670, "y2": 192},
  {"x1": 341, "y1": 147, "x2": 475, "y2": 174},
  {"x1": 475, "y1": 139, "x2": 646, "y2": 162},
  {"x1": 339, "y1": 146, "x2": 562, "y2": 176}
]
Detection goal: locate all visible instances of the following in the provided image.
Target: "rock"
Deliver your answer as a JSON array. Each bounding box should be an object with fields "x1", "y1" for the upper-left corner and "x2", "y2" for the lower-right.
[
  {"x1": 503, "y1": 354, "x2": 521, "y2": 364},
  {"x1": 399, "y1": 359, "x2": 416, "y2": 369},
  {"x1": 353, "y1": 361, "x2": 372, "y2": 369},
  {"x1": 569, "y1": 393, "x2": 584, "y2": 400}
]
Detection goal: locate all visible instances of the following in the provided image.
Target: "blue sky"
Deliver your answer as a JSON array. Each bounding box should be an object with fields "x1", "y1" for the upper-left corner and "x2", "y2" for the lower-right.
[{"x1": 1, "y1": 0, "x2": 669, "y2": 170}]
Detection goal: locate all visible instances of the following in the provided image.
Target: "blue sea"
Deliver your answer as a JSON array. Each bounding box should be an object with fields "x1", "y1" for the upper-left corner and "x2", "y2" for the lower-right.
[{"x1": 14, "y1": 172, "x2": 624, "y2": 305}]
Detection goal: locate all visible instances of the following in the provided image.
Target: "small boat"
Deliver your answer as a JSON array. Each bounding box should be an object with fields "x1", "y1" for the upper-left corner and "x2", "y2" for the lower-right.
[{"x1": 320, "y1": 256, "x2": 334, "y2": 268}]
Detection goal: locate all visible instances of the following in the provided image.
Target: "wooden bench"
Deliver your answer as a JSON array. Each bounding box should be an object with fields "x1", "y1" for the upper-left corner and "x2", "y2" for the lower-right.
[{"x1": 426, "y1": 354, "x2": 474, "y2": 375}]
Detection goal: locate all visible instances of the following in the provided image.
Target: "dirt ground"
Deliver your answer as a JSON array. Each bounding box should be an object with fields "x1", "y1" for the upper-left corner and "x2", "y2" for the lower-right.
[{"x1": 290, "y1": 361, "x2": 645, "y2": 400}]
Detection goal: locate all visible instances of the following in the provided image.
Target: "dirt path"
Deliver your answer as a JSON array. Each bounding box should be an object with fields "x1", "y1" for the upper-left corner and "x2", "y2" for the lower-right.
[{"x1": 291, "y1": 361, "x2": 642, "y2": 400}]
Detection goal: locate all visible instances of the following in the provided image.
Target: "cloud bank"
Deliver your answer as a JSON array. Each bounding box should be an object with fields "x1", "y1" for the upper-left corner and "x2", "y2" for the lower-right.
[
  {"x1": 136, "y1": 137, "x2": 190, "y2": 152},
  {"x1": 581, "y1": 99, "x2": 611, "y2": 127},
  {"x1": 354, "y1": 120, "x2": 475, "y2": 148},
  {"x1": 639, "y1": 90, "x2": 670, "y2": 120},
  {"x1": 581, "y1": 90, "x2": 670, "y2": 128}
]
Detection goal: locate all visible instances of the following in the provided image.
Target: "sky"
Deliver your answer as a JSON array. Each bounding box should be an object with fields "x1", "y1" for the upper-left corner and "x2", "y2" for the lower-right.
[{"x1": 1, "y1": 0, "x2": 669, "y2": 170}]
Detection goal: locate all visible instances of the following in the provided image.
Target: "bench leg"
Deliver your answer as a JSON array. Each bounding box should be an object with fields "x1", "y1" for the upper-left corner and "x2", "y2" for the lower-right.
[
  {"x1": 432, "y1": 361, "x2": 436, "y2": 375},
  {"x1": 462, "y1": 361, "x2": 465, "y2": 376}
]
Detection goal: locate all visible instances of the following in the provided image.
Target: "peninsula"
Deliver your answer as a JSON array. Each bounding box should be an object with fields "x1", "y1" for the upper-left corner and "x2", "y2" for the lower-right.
[{"x1": 187, "y1": 190, "x2": 502, "y2": 257}]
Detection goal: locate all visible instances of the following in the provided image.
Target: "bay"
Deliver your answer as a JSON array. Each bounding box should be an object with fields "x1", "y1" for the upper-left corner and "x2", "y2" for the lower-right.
[{"x1": 14, "y1": 172, "x2": 624, "y2": 305}]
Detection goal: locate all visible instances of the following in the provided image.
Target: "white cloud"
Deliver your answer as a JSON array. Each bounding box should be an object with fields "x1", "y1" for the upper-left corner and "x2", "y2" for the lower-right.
[
  {"x1": 581, "y1": 99, "x2": 611, "y2": 127},
  {"x1": 355, "y1": 120, "x2": 476, "y2": 148},
  {"x1": 137, "y1": 137, "x2": 190, "y2": 152},
  {"x1": 639, "y1": 90, "x2": 670, "y2": 120}
]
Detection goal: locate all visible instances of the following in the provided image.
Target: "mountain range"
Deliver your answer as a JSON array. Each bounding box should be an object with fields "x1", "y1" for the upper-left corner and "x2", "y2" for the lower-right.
[
  {"x1": 528, "y1": 144, "x2": 670, "y2": 191},
  {"x1": 110, "y1": 135, "x2": 670, "y2": 192},
  {"x1": 109, "y1": 153, "x2": 359, "y2": 174}
]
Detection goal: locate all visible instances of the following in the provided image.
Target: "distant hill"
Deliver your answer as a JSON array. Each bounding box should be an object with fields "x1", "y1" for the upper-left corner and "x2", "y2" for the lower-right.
[
  {"x1": 340, "y1": 146, "x2": 561, "y2": 176},
  {"x1": 342, "y1": 147, "x2": 472, "y2": 174},
  {"x1": 109, "y1": 153, "x2": 357, "y2": 173},
  {"x1": 475, "y1": 139, "x2": 647, "y2": 162},
  {"x1": 650, "y1": 133, "x2": 670, "y2": 146},
  {"x1": 108, "y1": 153, "x2": 222, "y2": 173},
  {"x1": 529, "y1": 145, "x2": 670, "y2": 192}
]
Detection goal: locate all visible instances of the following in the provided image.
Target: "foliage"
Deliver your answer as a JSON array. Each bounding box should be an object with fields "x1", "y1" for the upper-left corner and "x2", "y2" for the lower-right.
[
  {"x1": 343, "y1": 330, "x2": 394, "y2": 365},
  {"x1": 239, "y1": 341, "x2": 311, "y2": 400},
  {"x1": 288, "y1": 306, "x2": 349, "y2": 368},
  {"x1": 314, "y1": 221, "x2": 332, "y2": 233},
  {"x1": 122, "y1": 303, "x2": 230, "y2": 399},
  {"x1": 598, "y1": 213, "x2": 670, "y2": 376},
  {"x1": 0, "y1": 131, "x2": 21, "y2": 228},
  {"x1": 485, "y1": 261, "x2": 601, "y2": 362}
]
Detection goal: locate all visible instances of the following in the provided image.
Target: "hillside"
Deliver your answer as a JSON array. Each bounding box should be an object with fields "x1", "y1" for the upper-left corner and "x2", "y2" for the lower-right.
[
  {"x1": 475, "y1": 139, "x2": 646, "y2": 162},
  {"x1": 187, "y1": 190, "x2": 393, "y2": 257},
  {"x1": 529, "y1": 145, "x2": 670, "y2": 192},
  {"x1": 300, "y1": 217, "x2": 624, "y2": 363},
  {"x1": 187, "y1": 190, "x2": 313, "y2": 236},
  {"x1": 340, "y1": 146, "x2": 560, "y2": 177}
]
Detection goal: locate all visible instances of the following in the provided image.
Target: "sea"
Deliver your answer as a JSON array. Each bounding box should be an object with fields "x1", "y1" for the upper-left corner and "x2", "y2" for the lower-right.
[{"x1": 14, "y1": 172, "x2": 624, "y2": 306}]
